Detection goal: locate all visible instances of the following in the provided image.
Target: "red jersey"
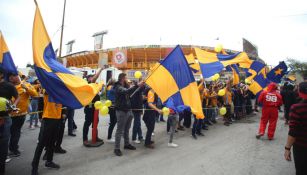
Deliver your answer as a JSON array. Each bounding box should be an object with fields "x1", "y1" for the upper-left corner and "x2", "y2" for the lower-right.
[{"x1": 258, "y1": 83, "x2": 282, "y2": 107}]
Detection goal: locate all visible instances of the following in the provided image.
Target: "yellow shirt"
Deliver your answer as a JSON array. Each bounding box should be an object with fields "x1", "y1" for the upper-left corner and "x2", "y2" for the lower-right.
[
  {"x1": 147, "y1": 90, "x2": 155, "y2": 103},
  {"x1": 42, "y1": 95, "x2": 62, "y2": 119},
  {"x1": 223, "y1": 89, "x2": 233, "y2": 105},
  {"x1": 11, "y1": 82, "x2": 38, "y2": 117},
  {"x1": 210, "y1": 92, "x2": 218, "y2": 107}
]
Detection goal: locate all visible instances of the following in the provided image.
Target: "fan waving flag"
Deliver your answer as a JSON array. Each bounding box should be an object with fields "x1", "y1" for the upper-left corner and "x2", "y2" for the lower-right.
[
  {"x1": 195, "y1": 48, "x2": 252, "y2": 78},
  {"x1": 267, "y1": 61, "x2": 288, "y2": 83},
  {"x1": 146, "y1": 45, "x2": 204, "y2": 119},
  {"x1": 248, "y1": 74, "x2": 270, "y2": 96},
  {"x1": 226, "y1": 64, "x2": 240, "y2": 85},
  {"x1": 0, "y1": 32, "x2": 18, "y2": 77},
  {"x1": 32, "y1": 4, "x2": 103, "y2": 109}
]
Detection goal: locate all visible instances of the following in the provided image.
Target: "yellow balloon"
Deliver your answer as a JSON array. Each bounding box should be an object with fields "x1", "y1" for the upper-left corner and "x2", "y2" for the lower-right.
[
  {"x1": 94, "y1": 101, "x2": 103, "y2": 110},
  {"x1": 134, "y1": 71, "x2": 142, "y2": 79},
  {"x1": 104, "y1": 100, "x2": 112, "y2": 107},
  {"x1": 214, "y1": 73, "x2": 220, "y2": 80},
  {"x1": 218, "y1": 89, "x2": 225, "y2": 96},
  {"x1": 219, "y1": 107, "x2": 227, "y2": 116},
  {"x1": 162, "y1": 107, "x2": 170, "y2": 116},
  {"x1": 0, "y1": 97, "x2": 8, "y2": 112},
  {"x1": 100, "y1": 106, "x2": 109, "y2": 115},
  {"x1": 214, "y1": 44, "x2": 223, "y2": 53}
]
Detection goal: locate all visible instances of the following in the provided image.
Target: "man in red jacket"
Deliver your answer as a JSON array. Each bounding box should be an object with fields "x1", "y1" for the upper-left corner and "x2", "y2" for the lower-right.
[{"x1": 256, "y1": 83, "x2": 283, "y2": 140}]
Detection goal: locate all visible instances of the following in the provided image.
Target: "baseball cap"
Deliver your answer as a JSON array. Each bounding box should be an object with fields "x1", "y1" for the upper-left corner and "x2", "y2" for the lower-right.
[{"x1": 299, "y1": 82, "x2": 307, "y2": 99}]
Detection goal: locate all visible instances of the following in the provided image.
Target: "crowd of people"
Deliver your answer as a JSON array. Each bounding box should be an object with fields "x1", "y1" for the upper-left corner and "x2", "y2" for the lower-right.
[{"x1": 0, "y1": 66, "x2": 306, "y2": 175}]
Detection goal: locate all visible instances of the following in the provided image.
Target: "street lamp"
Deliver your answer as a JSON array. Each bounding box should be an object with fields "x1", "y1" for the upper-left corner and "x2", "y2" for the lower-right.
[{"x1": 92, "y1": 30, "x2": 108, "y2": 50}]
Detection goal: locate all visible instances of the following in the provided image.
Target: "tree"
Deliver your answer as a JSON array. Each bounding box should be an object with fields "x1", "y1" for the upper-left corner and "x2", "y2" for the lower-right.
[{"x1": 286, "y1": 58, "x2": 307, "y2": 78}]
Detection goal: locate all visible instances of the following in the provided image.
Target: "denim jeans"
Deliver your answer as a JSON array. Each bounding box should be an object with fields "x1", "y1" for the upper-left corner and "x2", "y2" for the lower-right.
[
  {"x1": 132, "y1": 111, "x2": 143, "y2": 141},
  {"x1": 30, "y1": 98, "x2": 39, "y2": 126},
  {"x1": 0, "y1": 117, "x2": 12, "y2": 174},
  {"x1": 192, "y1": 116, "x2": 202, "y2": 135}
]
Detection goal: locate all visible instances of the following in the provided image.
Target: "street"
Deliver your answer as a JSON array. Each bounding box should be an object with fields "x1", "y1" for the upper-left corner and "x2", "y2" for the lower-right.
[{"x1": 6, "y1": 110, "x2": 295, "y2": 175}]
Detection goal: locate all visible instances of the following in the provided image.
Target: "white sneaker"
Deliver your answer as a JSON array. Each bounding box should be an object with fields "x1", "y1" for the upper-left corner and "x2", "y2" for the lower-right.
[
  {"x1": 133, "y1": 140, "x2": 141, "y2": 144},
  {"x1": 30, "y1": 125, "x2": 35, "y2": 130},
  {"x1": 168, "y1": 143, "x2": 178, "y2": 148},
  {"x1": 106, "y1": 138, "x2": 115, "y2": 143},
  {"x1": 152, "y1": 132, "x2": 155, "y2": 136},
  {"x1": 5, "y1": 156, "x2": 11, "y2": 163}
]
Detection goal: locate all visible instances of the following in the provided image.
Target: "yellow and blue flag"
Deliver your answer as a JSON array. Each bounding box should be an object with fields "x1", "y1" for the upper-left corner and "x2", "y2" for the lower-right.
[
  {"x1": 185, "y1": 54, "x2": 200, "y2": 73},
  {"x1": 226, "y1": 64, "x2": 240, "y2": 85},
  {"x1": 146, "y1": 45, "x2": 204, "y2": 119},
  {"x1": 32, "y1": 5, "x2": 103, "y2": 108},
  {"x1": 267, "y1": 61, "x2": 288, "y2": 83},
  {"x1": 195, "y1": 48, "x2": 252, "y2": 78},
  {"x1": 242, "y1": 60, "x2": 266, "y2": 81},
  {"x1": 0, "y1": 32, "x2": 18, "y2": 77},
  {"x1": 248, "y1": 74, "x2": 270, "y2": 96}
]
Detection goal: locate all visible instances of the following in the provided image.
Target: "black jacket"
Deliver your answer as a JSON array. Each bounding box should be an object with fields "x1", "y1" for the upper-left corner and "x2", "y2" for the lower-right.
[
  {"x1": 114, "y1": 82, "x2": 138, "y2": 111},
  {"x1": 130, "y1": 86, "x2": 144, "y2": 112}
]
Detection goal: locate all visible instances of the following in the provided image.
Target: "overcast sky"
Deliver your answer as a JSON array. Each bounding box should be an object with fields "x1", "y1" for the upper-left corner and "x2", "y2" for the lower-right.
[{"x1": 1, "y1": 0, "x2": 307, "y2": 68}]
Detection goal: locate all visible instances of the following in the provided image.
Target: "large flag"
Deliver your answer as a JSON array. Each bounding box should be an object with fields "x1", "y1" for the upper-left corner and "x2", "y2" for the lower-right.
[
  {"x1": 267, "y1": 61, "x2": 288, "y2": 83},
  {"x1": 226, "y1": 64, "x2": 240, "y2": 85},
  {"x1": 248, "y1": 74, "x2": 270, "y2": 96},
  {"x1": 241, "y1": 60, "x2": 266, "y2": 81},
  {"x1": 146, "y1": 45, "x2": 204, "y2": 119},
  {"x1": 195, "y1": 48, "x2": 252, "y2": 78},
  {"x1": 0, "y1": 32, "x2": 18, "y2": 77},
  {"x1": 32, "y1": 4, "x2": 103, "y2": 108},
  {"x1": 185, "y1": 54, "x2": 200, "y2": 73}
]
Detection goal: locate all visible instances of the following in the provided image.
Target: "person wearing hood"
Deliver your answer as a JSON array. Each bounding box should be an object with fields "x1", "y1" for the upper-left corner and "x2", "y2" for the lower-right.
[
  {"x1": 281, "y1": 82, "x2": 297, "y2": 124},
  {"x1": 256, "y1": 83, "x2": 283, "y2": 140}
]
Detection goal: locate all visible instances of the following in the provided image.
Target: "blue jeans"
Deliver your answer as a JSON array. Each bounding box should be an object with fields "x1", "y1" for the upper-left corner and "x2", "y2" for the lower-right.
[
  {"x1": 192, "y1": 116, "x2": 202, "y2": 135},
  {"x1": 0, "y1": 117, "x2": 12, "y2": 173},
  {"x1": 30, "y1": 99, "x2": 39, "y2": 126},
  {"x1": 132, "y1": 111, "x2": 143, "y2": 141}
]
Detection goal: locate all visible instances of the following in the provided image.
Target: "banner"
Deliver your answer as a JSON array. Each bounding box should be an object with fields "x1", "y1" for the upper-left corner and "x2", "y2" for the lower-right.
[{"x1": 112, "y1": 49, "x2": 127, "y2": 68}]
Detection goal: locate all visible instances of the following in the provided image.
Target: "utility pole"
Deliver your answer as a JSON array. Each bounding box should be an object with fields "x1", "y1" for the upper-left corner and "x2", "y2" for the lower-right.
[{"x1": 58, "y1": 0, "x2": 67, "y2": 59}]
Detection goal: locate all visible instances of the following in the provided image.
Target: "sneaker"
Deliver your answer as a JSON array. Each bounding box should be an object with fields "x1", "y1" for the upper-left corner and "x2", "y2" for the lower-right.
[
  {"x1": 144, "y1": 144, "x2": 155, "y2": 149},
  {"x1": 83, "y1": 140, "x2": 90, "y2": 147},
  {"x1": 34, "y1": 124, "x2": 40, "y2": 128},
  {"x1": 152, "y1": 132, "x2": 155, "y2": 136},
  {"x1": 54, "y1": 147, "x2": 67, "y2": 154},
  {"x1": 29, "y1": 125, "x2": 35, "y2": 129},
  {"x1": 124, "y1": 144, "x2": 136, "y2": 150},
  {"x1": 256, "y1": 134, "x2": 263, "y2": 139},
  {"x1": 106, "y1": 138, "x2": 115, "y2": 143},
  {"x1": 197, "y1": 132, "x2": 205, "y2": 136},
  {"x1": 224, "y1": 122, "x2": 230, "y2": 126},
  {"x1": 114, "y1": 149, "x2": 122, "y2": 156},
  {"x1": 68, "y1": 133, "x2": 76, "y2": 137},
  {"x1": 168, "y1": 143, "x2": 178, "y2": 148},
  {"x1": 177, "y1": 127, "x2": 185, "y2": 131},
  {"x1": 133, "y1": 140, "x2": 141, "y2": 144},
  {"x1": 5, "y1": 156, "x2": 11, "y2": 163},
  {"x1": 45, "y1": 161, "x2": 60, "y2": 169},
  {"x1": 9, "y1": 150, "x2": 21, "y2": 157},
  {"x1": 192, "y1": 134, "x2": 197, "y2": 140}
]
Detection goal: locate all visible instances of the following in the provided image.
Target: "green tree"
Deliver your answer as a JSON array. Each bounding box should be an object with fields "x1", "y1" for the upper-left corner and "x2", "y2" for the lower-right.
[{"x1": 286, "y1": 58, "x2": 307, "y2": 78}]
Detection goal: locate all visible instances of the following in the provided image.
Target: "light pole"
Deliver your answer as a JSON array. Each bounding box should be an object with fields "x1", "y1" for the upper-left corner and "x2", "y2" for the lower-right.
[{"x1": 92, "y1": 30, "x2": 108, "y2": 50}]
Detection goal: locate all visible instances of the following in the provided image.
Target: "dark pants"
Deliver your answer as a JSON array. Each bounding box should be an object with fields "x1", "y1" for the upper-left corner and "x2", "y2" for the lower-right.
[
  {"x1": 32, "y1": 119, "x2": 60, "y2": 171},
  {"x1": 9, "y1": 116, "x2": 26, "y2": 152},
  {"x1": 66, "y1": 109, "x2": 75, "y2": 134},
  {"x1": 107, "y1": 107, "x2": 117, "y2": 139},
  {"x1": 143, "y1": 110, "x2": 157, "y2": 145},
  {"x1": 132, "y1": 111, "x2": 143, "y2": 141},
  {"x1": 83, "y1": 107, "x2": 98, "y2": 141},
  {"x1": 55, "y1": 118, "x2": 65, "y2": 148},
  {"x1": 37, "y1": 97, "x2": 44, "y2": 119},
  {"x1": 293, "y1": 144, "x2": 307, "y2": 175},
  {"x1": 0, "y1": 117, "x2": 12, "y2": 174},
  {"x1": 192, "y1": 116, "x2": 202, "y2": 135}
]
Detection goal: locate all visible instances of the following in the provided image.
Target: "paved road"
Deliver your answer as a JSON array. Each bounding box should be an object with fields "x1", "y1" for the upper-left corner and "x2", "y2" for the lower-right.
[{"x1": 6, "y1": 110, "x2": 295, "y2": 175}]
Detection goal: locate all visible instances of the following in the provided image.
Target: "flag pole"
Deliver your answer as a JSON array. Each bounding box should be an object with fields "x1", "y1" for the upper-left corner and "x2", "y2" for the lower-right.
[
  {"x1": 58, "y1": 0, "x2": 67, "y2": 59},
  {"x1": 34, "y1": 0, "x2": 38, "y2": 5}
]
